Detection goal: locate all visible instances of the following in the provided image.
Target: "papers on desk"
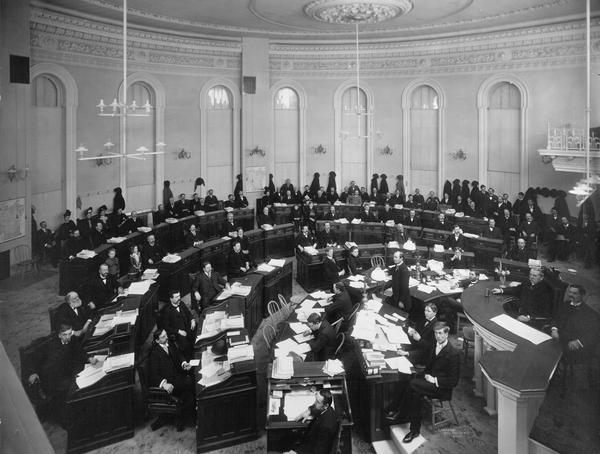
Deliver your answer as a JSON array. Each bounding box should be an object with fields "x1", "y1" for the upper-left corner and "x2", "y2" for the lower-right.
[
  {"x1": 93, "y1": 314, "x2": 116, "y2": 336},
  {"x1": 196, "y1": 311, "x2": 227, "y2": 340},
  {"x1": 275, "y1": 338, "x2": 311, "y2": 358},
  {"x1": 337, "y1": 218, "x2": 349, "y2": 224},
  {"x1": 408, "y1": 277, "x2": 420, "y2": 288},
  {"x1": 103, "y1": 352, "x2": 135, "y2": 373},
  {"x1": 403, "y1": 239, "x2": 416, "y2": 251},
  {"x1": 76, "y1": 249, "x2": 96, "y2": 259},
  {"x1": 351, "y1": 218, "x2": 361, "y2": 224},
  {"x1": 272, "y1": 356, "x2": 294, "y2": 379},
  {"x1": 349, "y1": 281, "x2": 366, "y2": 289},
  {"x1": 528, "y1": 259, "x2": 542, "y2": 268},
  {"x1": 113, "y1": 309, "x2": 138, "y2": 326},
  {"x1": 427, "y1": 259, "x2": 444, "y2": 273},
  {"x1": 223, "y1": 207, "x2": 234, "y2": 212},
  {"x1": 508, "y1": 281, "x2": 520, "y2": 287},
  {"x1": 227, "y1": 344, "x2": 254, "y2": 364},
  {"x1": 416, "y1": 283, "x2": 436, "y2": 294},
  {"x1": 462, "y1": 232, "x2": 479, "y2": 238},
  {"x1": 381, "y1": 325, "x2": 410, "y2": 345},
  {"x1": 137, "y1": 226, "x2": 152, "y2": 233},
  {"x1": 385, "y1": 220, "x2": 395, "y2": 227},
  {"x1": 491, "y1": 314, "x2": 552, "y2": 345},
  {"x1": 289, "y1": 322, "x2": 309, "y2": 334},
  {"x1": 162, "y1": 254, "x2": 181, "y2": 263},
  {"x1": 165, "y1": 218, "x2": 178, "y2": 224},
  {"x1": 221, "y1": 236, "x2": 232, "y2": 241},
  {"x1": 256, "y1": 263, "x2": 275, "y2": 273},
  {"x1": 294, "y1": 332, "x2": 314, "y2": 343},
  {"x1": 303, "y1": 246, "x2": 319, "y2": 255},
  {"x1": 479, "y1": 273, "x2": 489, "y2": 280},
  {"x1": 194, "y1": 210, "x2": 206, "y2": 216},
  {"x1": 198, "y1": 361, "x2": 232, "y2": 388},
  {"x1": 141, "y1": 269, "x2": 159, "y2": 280},
  {"x1": 347, "y1": 274, "x2": 365, "y2": 282},
  {"x1": 371, "y1": 268, "x2": 390, "y2": 282},
  {"x1": 394, "y1": 204, "x2": 404, "y2": 209},
  {"x1": 323, "y1": 359, "x2": 345, "y2": 377},
  {"x1": 295, "y1": 307, "x2": 324, "y2": 322},
  {"x1": 433, "y1": 244, "x2": 445, "y2": 253},
  {"x1": 364, "y1": 298, "x2": 383, "y2": 313},
  {"x1": 76, "y1": 363, "x2": 106, "y2": 389},
  {"x1": 436, "y1": 282, "x2": 463, "y2": 295},
  {"x1": 284, "y1": 391, "x2": 316, "y2": 421},
  {"x1": 385, "y1": 356, "x2": 414, "y2": 374},
  {"x1": 387, "y1": 241, "x2": 400, "y2": 249},
  {"x1": 107, "y1": 237, "x2": 127, "y2": 244},
  {"x1": 128, "y1": 280, "x2": 154, "y2": 295},
  {"x1": 452, "y1": 269, "x2": 470, "y2": 280},
  {"x1": 262, "y1": 224, "x2": 274, "y2": 231},
  {"x1": 345, "y1": 241, "x2": 357, "y2": 249},
  {"x1": 220, "y1": 314, "x2": 244, "y2": 331},
  {"x1": 268, "y1": 259, "x2": 285, "y2": 267},
  {"x1": 309, "y1": 290, "x2": 327, "y2": 299},
  {"x1": 217, "y1": 282, "x2": 252, "y2": 300}
]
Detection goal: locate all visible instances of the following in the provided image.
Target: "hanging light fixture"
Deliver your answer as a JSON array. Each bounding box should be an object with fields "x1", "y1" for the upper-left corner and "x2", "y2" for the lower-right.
[{"x1": 76, "y1": 0, "x2": 164, "y2": 161}]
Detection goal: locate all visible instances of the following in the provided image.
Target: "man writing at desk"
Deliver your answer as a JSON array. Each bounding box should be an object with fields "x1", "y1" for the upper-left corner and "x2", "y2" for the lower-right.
[
  {"x1": 284, "y1": 389, "x2": 339, "y2": 454},
  {"x1": 87, "y1": 263, "x2": 123, "y2": 310},
  {"x1": 305, "y1": 313, "x2": 337, "y2": 361},
  {"x1": 491, "y1": 267, "x2": 553, "y2": 326}
]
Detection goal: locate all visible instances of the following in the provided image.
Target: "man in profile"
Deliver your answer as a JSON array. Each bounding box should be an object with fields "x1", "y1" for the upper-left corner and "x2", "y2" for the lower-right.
[
  {"x1": 54, "y1": 292, "x2": 92, "y2": 340},
  {"x1": 87, "y1": 263, "x2": 122, "y2": 310},
  {"x1": 161, "y1": 290, "x2": 196, "y2": 359},
  {"x1": 492, "y1": 267, "x2": 553, "y2": 326},
  {"x1": 192, "y1": 261, "x2": 229, "y2": 311},
  {"x1": 306, "y1": 313, "x2": 337, "y2": 361}
]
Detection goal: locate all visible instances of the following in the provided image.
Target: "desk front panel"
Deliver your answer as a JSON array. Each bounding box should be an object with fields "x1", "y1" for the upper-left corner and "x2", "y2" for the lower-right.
[
  {"x1": 351, "y1": 223, "x2": 385, "y2": 244},
  {"x1": 157, "y1": 247, "x2": 203, "y2": 299},
  {"x1": 244, "y1": 229, "x2": 265, "y2": 262},
  {"x1": 264, "y1": 223, "x2": 295, "y2": 259},
  {"x1": 230, "y1": 273, "x2": 264, "y2": 336},
  {"x1": 261, "y1": 260, "x2": 293, "y2": 314}
]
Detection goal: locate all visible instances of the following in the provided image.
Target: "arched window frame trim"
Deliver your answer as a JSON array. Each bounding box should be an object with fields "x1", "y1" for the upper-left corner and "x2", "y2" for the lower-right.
[
  {"x1": 333, "y1": 80, "x2": 374, "y2": 188},
  {"x1": 270, "y1": 80, "x2": 307, "y2": 188},
  {"x1": 477, "y1": 74, "x2": 529, "y2": 190},
  {"x1": 199, "y1": 79, "x2": 240, "y2": 197},
  {"x1": 30, "y1": 63, "x2": 78, "y2": 214},
  {"x1": 401, "y1": 79, "x2": 446, "y2": 196}
]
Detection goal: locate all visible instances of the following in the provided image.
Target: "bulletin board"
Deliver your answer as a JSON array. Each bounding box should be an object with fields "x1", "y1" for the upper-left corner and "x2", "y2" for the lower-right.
[
  {"x1": 245, "y1": 166, "x2": 267, "y2": 193},
  {"x1": 0, "y1": 197, "x2": 26, "y2": 243}
]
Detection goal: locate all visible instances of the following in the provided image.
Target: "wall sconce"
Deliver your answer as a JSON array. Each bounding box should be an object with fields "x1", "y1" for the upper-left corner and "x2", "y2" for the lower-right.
[
  {"x1": 379, "y1": 145, "x2": 393, "y2": 156},
  {"x1": 450, "y1": 148, "x2": 467, "y2": 160},
  {"x1": 95, "y1": 154, "x2": 113, "y2": 167},
  {"x1": 541, "y1": 155, "x2": 555, "y2": 165},
  {"x1": 177, "y1": 147, "x2": 191, "y2": 159},
  {"x1": 7, "y1": 165, "x2": 29, "y2": 182},
  {"x1": 312, "y1": 144, "x2": 327, "y2": 154},
  {"x1": 249, "y1": 146, "x2": 266, "y2": 157}
]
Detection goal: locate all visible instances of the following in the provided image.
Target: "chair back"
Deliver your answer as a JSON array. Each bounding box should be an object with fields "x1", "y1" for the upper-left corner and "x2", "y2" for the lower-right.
[
  {"x1": 48, "y1": 307, "x2": 58, "y2": 333},
  {"x1": 19, "y1": 334, "x2": 53, "y2": 386},
  {"x1": 370, "y1": 255, "x2": 386, "y2": 269},
  {"x1": 329, "y1": 420, "x2": 342, "y2": 454},
  {"x1": 347, "y1": 303, "x2": 360, "y2": 326},
  {"x1": 262, "y1": 323, "x2": 277, "y2": 346},
  {"x1": 331, "y1": 317, "x2": 344, "y2": 334},
  {"x1": 334, "y1": 332, "x2": 345, "y2": 358},
  {"x1": 267, "y1": 300, "x2": 281, "y2": 316},
  {"x1": 277, "y1": 293, "x2": 289, "y2": 307}
]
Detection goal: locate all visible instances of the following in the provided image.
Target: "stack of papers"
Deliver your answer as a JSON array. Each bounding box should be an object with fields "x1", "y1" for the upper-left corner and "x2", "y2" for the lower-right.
[
  {"x1": 381, "y1": 325, "x2": 410, "y2": 344},
  {"x1": 76, "y1": 363, "x2": 106, "y2": 389},
  {"x1": 394, "y1": 204, "x2": 404, "y2": 209},
  {"x1": 349, "y1": 281, "x2": 366, "y2": 289},
  {"x1": 113, "y1": 309, "x2": 138, "y2": 326},
  {"x1": 303, "y1": 246, "x2": 318, "y2": 255},
  {"x1": 142, "y1": 269, "x2": 159, "y2": 280},
  {"x1": 417, "y1": 283, "x2": 436, "y2": 294},
  {"x1": 403, "y1": 239, "x2": 416, "y2": 251},
  {"x1": 128, "y1": 280, "x2": 154, "y2": 295},
  {"x1": 223, "y1": 207, "x2": 234, "y2": 212},
  {"x1": 268, "y1": 259, "x2": 285, "y2": 267},
  {"x1": 408, "y1": 277, "x2": 420, "y2": 288},
  {"x1": 76, "y1": 250, "x2": 97, "y2": 259},
  {"x1": 196, "y1": 311, "x2": 227, "y2": 340},
  {"x1": 165, "y1": 218, "x2": 178, "y2": 224},
  {"x1": 221, "y1": 236, "x2": 232, "y2": 240},
  {"x1": 387, "y1": 241, "x2": 400, "y2": 249},
  {"x1": 323, "y1": 359, "x2": 345, "y2": 377},
  {"x1": 337, "y1": 218, "x2": 349, "y2": 224},
  {"x1": 198, "y1": 359, "x2": 231, "y2": 387},
  {"x1": 364, "y1": 299, "x2": 383, "y2": 312},
  {"x1": 272, "y1": 356, "x2": 294, "y2": 379},
  {"x1": 274, "y1": 338, "x2": 311, "y2": 357},
  {"x1": 194, "y1": 210, "x2": 206, "y2": 216},
  {"x1": 351, "y1": 218, "x2": 361, "y2": 224},
  {"x1": 385, "y1": 220, "x2": 395, "y2": 227},
  {"x1": 371, "y1": 268, "x2": 390, "y2": 282},
  {"x1": 107, "y1": 237, "x2": 127, "y2": 243},
  {"x1": 256, "y1": 263, "x2": 275, "y2": 273},
  {"x1": 227, "y1": 344, "x2": 254, "y2": 363},
  {"x1": 295, "y1": 307, "x2": 324, "y2": 322},
  {"x1": 162, "y1": 254, "x2": 181, "y2": 263},
  {"x1": 345, "y1": 241, "x2": 358, "y2": 248},
  {"x1": 433, "y1": 244, "x2": 445, "y2": 253},
  {"x1": 103, "y1": 352, "x2": 135, "y2": 373},
  {"x1": 491, "y1": 314, "x2": 552, "y2": 345},
  {"x1": 347, "y1": 274, "x2": 365, "y2": 282},
  {"x1": 137, "y1": 226, "x2": 152, "y2": 233},
  {"x1": 309, "y1": 290, "x2": 334, "y2": 299},
  {"x1": 289, "y1": 322, "x2": 309, "y2": 334},
  {"x1": 294, "y1": 332, "x2": 314, "y2": 343},
  {"x1": 385, "y1": 356, "x2": 413, "y2": 374},
  {"x1": 220, "y1": 314, "x2": 245, "y2": 330},
  {"x1": 93, "y1": 314, "x2": 116, "y2": 336},
  {"x1": 262, "y1": 224, "x2": 274, "y2": 230},
  {"x1": 231, "y1": 282, "x2": 251, "y2": 296},
  {"x1": 427, "y1": 259, "x2": 444, "y2": 273}
]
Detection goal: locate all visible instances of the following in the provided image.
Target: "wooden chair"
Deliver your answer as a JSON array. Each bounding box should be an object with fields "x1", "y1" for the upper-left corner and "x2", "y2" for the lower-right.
[
  {"x1": 423, "y1": 392, "x2": 459, "y2": 431},
  {"x1": 331, "y1": 317, "x2": 344, "y2": 334},
  {"x1": 334, "y1": 332, "x2": 345, "y2": 358},
  {"x1": 370, "y1": 255, "x2": 386, "y2": 269},
  {"x1": 19, "y1": 334, "x2": 54, "y2": 416},
  {"x1": 267, "y1": 300, "x2": 281, "y2": 316},
  {"x1": 462, "y1": 326, "x2": 475, "y2": 363},
  {"x1": 262, "y1": 323, "x2": 277, "y2": 347},
  {"x1": 14, "y1": 244, "x2": 39, "y2": 279},
  {"x1": 137, "y1": 352, "x2": 182, "y2": 424},
  {"x1": 277, "y1": 293, "x2": 289, "y2": 308},
  {"x1": 329, "y1": 420, "x2": 343, "y2": 454},
  {"x1": 347, "y1": 303, "x2": 360, "y2": 327}
]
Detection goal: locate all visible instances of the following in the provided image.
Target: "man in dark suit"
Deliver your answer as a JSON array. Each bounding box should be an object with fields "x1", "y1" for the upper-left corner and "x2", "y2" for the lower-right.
[
  {"x1": 347, "y1": 246, "x2": 364, "y2": 275},
  {"x1": 142, "y1": 234, "x2": 165, "y2": 268},
  {"x1": 192, "y1": 261, "x2": 229, "y2": 311},
  {"x1": 404, "y1": 209, "x2": 421, "y2": 227},
  {"x1": 296, "y1": 225, "x2": 317, "y2": 253},
  {"x1": 223, "y1": 193, "x2": 237, "y2": 209},
  {"x1": 36, "y1": 221, "x2": 58, "y2": 266},
  {"x1": 322, "y1": 206, "x2": 339, "y2": 221},
  {"x1": 446, "y1": 225, "x2": 466, "y2": 251},
  {"x1": 63, "y1": 229, "x2": 85, "y2": 259},
  {"x1": 280, "y1": 178, "x2": 294, "y2": 196},
  {"x1": 482, "y1": 218, "x2": 503, "y2": 240},
  {"x1": 290, "y1": 389, "x2": 339, "y2": 454},
  {"x1": 89, "y1": 221, "x2": 107, "y2": 249},
  {"x1": 523, "y1": 198, "x2": 544, "y2": 225},
  {"x1": 548, "y1": 216, "x2": 577, "y2": 261},
  {"x1": 318, "y1": 222, "x2": 338, "y2": 248},
  {"x1": 497, "y1": 208, "x2": 518, "y2": 243},
  {"x1": 513, "y1": 192, "x2": 526, "y2": 217},
  {"x1": 432, "y1": 213, "x2": 451, "y2": 231},
  {"x1": 322, "y1": 247, "x2": 345, "y2": 290},
  {"x1": 172, "y1": 193, "x2": 190, "y2": 218},
  {"x1": 204, "y1": 189, "x2": 219, "y2": 212},
  {"x1": 387, "y1": 322, "x2": 460, "y2": 443},
  {"x1": 227, "y1": 241, "x2": 249, "y2": 278},
  {"x1": 551, "y1": 285, "x2": 600, "y2": 366},
  {"x1": 184, "y1": 224, "x2": 205, "y2": 248},
  {"x1": 324, "y1": 282, "x2": 353, "y2": 327},
  {"x1": 406, "y1": 303, "x2": 438, "y2": 365},
  {"x1": 379, "y1": 204, "x2": 395, "y2": 223},
  {"x1": 54, "y1": 292, "x2": 92, "y2": 339},
  {"x1": 221, "y1": 212, "x2": 239, "y2": 238},
  {"x1": 519, "y1": 212, "x2": 540, "y2": 246},
  {"x1": 148, "y1": 329, "x2": 195, "y2": 431},
  {"x1": 258, "y1": 206, "x2": 275, "y2": 227},
  {"x1": 306, "y1": 313, "x2": 337, "y2": 361},
  {"x1": 361, "y1": 205, "x2": 379, "y2": 223},
  {"x1": 509, "y1": 238, "x2": 531, "y2": 262},
  {"x1": 161, "y1": 290, "x2": 196, "y2": 359},
  {"x1": 492, "y1": 267, "x2": 553, "y2": 326},
  {"x1": 412, "y1": 189, "x2": 425, "y2": 209},
  {"x1": 386, "y1": 250, "x2": 411, "y2": 312},
  {"x1": 86, "y1": 263, "x2": 122, "y2": 310},
  {"x1": 77, "y1": 207, "x2": 95, "y2": 249},
  {"x1": 497, "y1": 193, "x2": 512, "y2": 215}
]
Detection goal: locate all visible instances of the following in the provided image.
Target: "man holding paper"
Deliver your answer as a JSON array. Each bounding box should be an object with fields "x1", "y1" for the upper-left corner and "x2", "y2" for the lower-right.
[
  {"x1": 406, "y1": 303, "x2": 438, "y2": 364},
  {"x1": 148, "y1": 329, "x2": 195, "y2": 431},
  {"x1": 192, "y1": 261, "x2": 230, "y2": 311}
]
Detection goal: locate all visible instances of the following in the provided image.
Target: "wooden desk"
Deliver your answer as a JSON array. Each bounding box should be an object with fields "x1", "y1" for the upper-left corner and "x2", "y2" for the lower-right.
[
  {"x1": 266, "y1": 362, "x2": 353, "y2": 454},
  {"x1": 462, "y1": 282, "x2": 562, "y2": 454},
  {"x1": 228, "y1": 273, "x2": 265, "y2": 337},
  {"x1": 244, "y1": 228, "x2": 265, "y2": 262},
  {"x1": 254, "y1": 258, "x2": 293, "y2": 314},
  {"x1": 468, "y1": 236, "x2": 504, "y2": 270},
  {"x1": 156, "y1": 246, "x2": 203, "y2": 300},
  {"x1": 420, "y1": 227, "x2": 452, "y2": 248},
  {"x1": 296, "y1": 245, "x2": 346, "y2": 292},
  {"x1": 351, "y1": 222, "x2": 385, "y2": 244},
  {"x1": 271, "y1": 205, "x2": 292, "y2": 225},
  {"x1": 264, "y1": 223, "x2": 295, "y2": 259},
  {"x1": 454, "y1": 216, "x2": 488, "y2": 235},
  {"x1": 493, "y1": 257, "x2": 530, "y2": 282},
  {"x1": 59, "y1": 244, "x2": 110, "y2": 295},
  {"x1": 234, "y1": 207, "x2": 255, "y2": 231},
  {"x1": 316, "y1": 220, "x2": 350, "y2": 244}
]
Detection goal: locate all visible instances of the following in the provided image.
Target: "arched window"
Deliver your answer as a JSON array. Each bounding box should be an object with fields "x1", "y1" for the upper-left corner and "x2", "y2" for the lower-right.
[
  {"x1": 486, "y1": 82, "x2": 521, "y2": 192},
  {"x1": 126, "y1": 81, "x2": 156, "y2": 210},
  {"x1": 274, "y1": 87, "x2": 300, "y2": 185},
  {"x1": 206, "y1": 85, "x2": 234, "y2": 197},
  {"x1": 340, "y1": 86, "x2": 369, "y2": 186},
  {"x1": 31, "y1": 74, "x2": 66, "y2": 226},
  {"x1": 409, "y1": 85, "x2": 440, "y2": 195}
]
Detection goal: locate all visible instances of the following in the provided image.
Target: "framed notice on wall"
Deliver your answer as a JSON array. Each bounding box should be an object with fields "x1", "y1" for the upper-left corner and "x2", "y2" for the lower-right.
[
  {"x1": 245, "y1": 166, "x2": 267, "y2": 193},
  {"x1": 0, "y1": 197, "x2": 26, "y2": 243}
]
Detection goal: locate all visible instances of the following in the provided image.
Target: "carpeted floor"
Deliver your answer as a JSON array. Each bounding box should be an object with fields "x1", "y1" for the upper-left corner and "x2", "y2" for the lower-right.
[{"x1": 1, "y1": 249, "x2": 598, "y2": 454}]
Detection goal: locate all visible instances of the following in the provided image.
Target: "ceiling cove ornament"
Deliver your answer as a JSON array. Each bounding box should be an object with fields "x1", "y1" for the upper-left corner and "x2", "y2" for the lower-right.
[{"x1": 304, "y1": 0, "x2": 413, "y2": 24}]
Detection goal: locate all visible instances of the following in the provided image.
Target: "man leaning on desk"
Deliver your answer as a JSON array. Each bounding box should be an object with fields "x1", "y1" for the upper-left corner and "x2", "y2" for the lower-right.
[
  {"x1": 305, "y1": 313, "x2": 337, "y2": 361},
  {"x1": 283, "y1": 389, "x2": 339, "y2": 454},
  {"x1": 491, "y1": 266, "x2": 553, "y2": 327},
  {"x1": 86, "y1": 263, "x2": 123, "y2": 310}
]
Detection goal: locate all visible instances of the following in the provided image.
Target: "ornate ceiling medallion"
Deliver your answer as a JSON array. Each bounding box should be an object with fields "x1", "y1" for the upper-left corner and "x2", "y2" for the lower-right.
[{"x1": 304, "y1": 0, "x2": 413, "y2": 24}]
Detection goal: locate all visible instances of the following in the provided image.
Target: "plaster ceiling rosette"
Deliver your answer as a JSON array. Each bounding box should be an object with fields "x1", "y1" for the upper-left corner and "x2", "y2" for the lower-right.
[{"x1": 304, "y1": 0, "x2": 413, "y2": 24}]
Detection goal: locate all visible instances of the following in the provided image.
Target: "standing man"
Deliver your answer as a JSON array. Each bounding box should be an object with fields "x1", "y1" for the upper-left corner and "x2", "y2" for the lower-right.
[
  {"x1": 387, "y1": 251, "x2": 411, "y2": 312},
  {"x1": 296, "y1": 225, "x2": 317, "y2": 253},
  {"x1": 161, "y1": 290, "x2": 196, "y2": 359},
  {"x1": 192, "y1": 261, "x2": 229, "y2": 311},
  {"x1": 322, "y1": 247, "x2": 345, "y2": 290}
]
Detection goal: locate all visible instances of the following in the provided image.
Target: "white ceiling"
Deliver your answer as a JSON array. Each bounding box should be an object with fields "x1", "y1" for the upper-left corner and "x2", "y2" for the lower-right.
[{"x1": 37, "y1": 0, "x2": 599, "y2": 41}]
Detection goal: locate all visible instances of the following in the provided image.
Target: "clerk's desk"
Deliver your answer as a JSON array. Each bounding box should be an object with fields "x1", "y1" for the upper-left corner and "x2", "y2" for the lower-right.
[
  {"x1": 462, "y1": 281, "x2": 562, "y2": 454},
  {"x1": 65, "y1": 283, "x2": 158, "y2": 454},
  {"x1": 194, "y1": 298, "x2": 258, "y2": 453}
]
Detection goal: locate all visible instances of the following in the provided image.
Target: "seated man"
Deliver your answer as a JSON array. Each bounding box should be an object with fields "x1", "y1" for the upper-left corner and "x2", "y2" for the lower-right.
[
  {"x1": 412, "y1": 188, "x2": 425, "y2": 209},
  {"x1": 204, "y1": 189, "x2": 219, "y2": 212},
  {"x1": 223, "y1": 193, "x2": 236, "y2": 209},
  {"x1": 227, "y1": 241, "x2": 249, "y2": 278},
  {"x1": 142, "y1": 234, "x2": 165, "y2": 268},
  {"x1": 361, "y1": 205, "x2": 379, "y2": 223},
  {"x1": 192, "y1": 261, "x2": 229, "y2": 311},
  {"x1": 386, "y1": 322, "x2": 460, "y2": 443},
  {"x1": 184, "y1": 224, "x2": 205, "y2": 248},
  {"x1": 37, "y1": 324, "x2": 97, "y2": 421},
  {"x1": 87, "y1": 263, "x2": 123, "y2": 310},
  {"x1": 89, "y1": 221, "x2": 107, "y2": 249},
  {"x1": 324, "y1": 282, "x2": 353, "y2": 327},
  {"x1": 548, "y1": 216, "x2": 577, "y2": 262},
  {"x1": 148, "y1": 329, "x2": 195, "y2": 431},
  {"x1": 234, "y1": 190, "x2": 249, "y2": 208},
  {"x1": 322, "y1": 247, "x2": 345, "y2": 290},
  {"x1": 161, "y1": 290, "x2": 196, "y2": 359},
  {"x1": 446, "y1": 225, "x2": 466, "y2": 251},
  {"x1": 120, "y1": 211, "x2": 144, "y2": 235},
  {"x1": 347, "y1": 246, "x2": 364, "y2": 275},
  {"x1": 221, "y1": 212, "x2": 239, "y2": 238},
  {"x1": 54, "y1": 291, "x2": 92, "y2": 340},
  {"x1": 424, "y1": 191, "x2": 439, "y2": 211},
  {"x1": 317, "y1": 222, "x2": 338, "y2": 248},
  {"x1": 519, "y1": 212, "x2": 540, "y2": 246},
  {"x1": 285, "y1": 389, "x2": 339, "y2": 454},
  {"x1": 406, "y1": 303, "x2": 438, "y2": 365},
  {"x1": 63, "y1": 229, "x2": 84, "y2": 259},
  {"x1": 347, "y1": 189, "x2": 362, "y2": 206},
  {"x1": 482, "y1": 218, "x2": 503, "y2": 240},
  {"x1": 258, "y1": 206, "x2": 275, "y2": 228},
  {"x1": 551, "y1": 285, "x2": 600, "y2": 367},
  {"x1": 173, "y1": 193, "x2": 190, "y2": 218},
  {"x1": 306, "y1": 313, "x2": 337, "y2": 362},
  {"x1": 296, "y1": 225, "x2": 316, "y2": 253},
  {"x1": 492, "y1": 267, "x2": 553, "y2": 326},
  {"x1": 508, "y1": 238, "x2": 531, "y2": 262},
  {"x1": 432, "y1": 213, "x2": 451, "y2": 231},
  {"x1": 290, "y1": 203, "x2": 303, "y2": 228},
  {"x1": 379, "y1": 203, "x2": 394, "y2": 223},
  {"x1": 153, "y1": 204, "x2": 168, "y2": 224}
]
